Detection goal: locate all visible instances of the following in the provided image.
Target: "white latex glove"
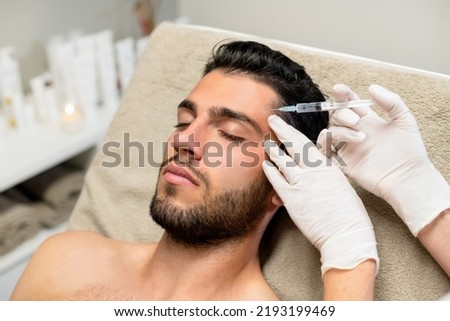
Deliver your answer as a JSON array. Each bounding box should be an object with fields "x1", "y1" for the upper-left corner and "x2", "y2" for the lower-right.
[
  {"x1": 318, "y1": 84, "x2": 450, "y2": 236},
  {"x1": 263, "y1": 115, "x2": 379, "y2": 277}
]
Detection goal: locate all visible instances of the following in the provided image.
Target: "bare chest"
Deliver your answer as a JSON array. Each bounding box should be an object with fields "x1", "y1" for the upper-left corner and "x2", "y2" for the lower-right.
[{"x1": 63, "y1": 285, "x2": 141, "y2": 301}]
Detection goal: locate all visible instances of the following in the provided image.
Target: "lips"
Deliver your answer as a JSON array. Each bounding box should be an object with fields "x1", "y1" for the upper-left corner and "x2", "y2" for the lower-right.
[{"x1": 162, "y1": 162, "x2": 200, "y2": 187}]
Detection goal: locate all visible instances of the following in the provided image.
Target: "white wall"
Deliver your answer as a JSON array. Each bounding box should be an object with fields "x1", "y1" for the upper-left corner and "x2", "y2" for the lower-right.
[
  {"x1": 0, "y1": 0, "x2": 177, "y2": 90},
  {"x1": 178, "y1": 0, "x2": 450, "y2": 75}
]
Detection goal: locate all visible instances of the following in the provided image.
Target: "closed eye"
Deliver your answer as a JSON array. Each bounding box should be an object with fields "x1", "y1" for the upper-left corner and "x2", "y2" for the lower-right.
[
  {"x1": 174, "y1": 123, "x2": 245, "y2": 142},
  {"x1": 174, "y1": 122, "x2": 190, "y2": 129},
  {"x1": 218, "y1": 130, "x2": 245, "y2": 143}
]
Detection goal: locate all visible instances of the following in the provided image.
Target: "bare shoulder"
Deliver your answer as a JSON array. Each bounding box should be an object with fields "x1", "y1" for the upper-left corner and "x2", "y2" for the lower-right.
[
  {"x1": 26, "y1": 230, "x2": 114, "y2": 267},
  {"x1": 38, "y1": 230, "x2": 110, "y2": 250},
  {"x1": 239, "y1": 282, "x2": 279, "y2": 301},
  {"x1": 234, "y1": 274, "x2": 279, "y2": 301},
  {"x1": 10, "y1": 231, "x2": 119, "y2": 300},
  {"x1": 42, "y1": 230, "x2": 114, "y2": 253}
]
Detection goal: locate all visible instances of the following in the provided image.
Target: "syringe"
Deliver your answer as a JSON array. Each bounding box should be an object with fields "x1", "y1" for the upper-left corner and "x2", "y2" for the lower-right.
[{"x1": 278, "y1": 100, "x2": 373, "y2": 113}]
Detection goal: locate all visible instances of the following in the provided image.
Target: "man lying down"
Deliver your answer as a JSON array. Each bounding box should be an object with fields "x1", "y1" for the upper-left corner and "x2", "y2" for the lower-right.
[{"x1": 11, "y1": 40, "x2": 450, "y2": 300}]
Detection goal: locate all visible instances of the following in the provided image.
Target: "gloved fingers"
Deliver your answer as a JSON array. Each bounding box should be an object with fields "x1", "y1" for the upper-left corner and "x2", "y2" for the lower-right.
[
  {"x1": 333, "y1": 84, "x2": 360, "y2": 101},
  {"x1": 264, "y1": 140, "x2": 302, "y2": 185},
  {"x1": 368, "y1": 84, "x2": 413, "y2": 121},
  {"x1": 262, "y1": 160, "x2": 289, "y2": 194},
  {"x1": 333, "y1": 84, "x2": 371, "y2": 117},
  {"x1": 317, "y1": 129, "x2": 337, "y2": 161},
  {"x1": 316, "y1": 128, "x2": 361, "y2": 169},
  {"x1": 268, "y1": 115, "x2": 327, "y2": 168},
  {"x1": 329, "y1": 108, "x2": 361, "y2": 127},
  {"x1": 325, "y1": 126, "x2": 366, "y2": 143}
]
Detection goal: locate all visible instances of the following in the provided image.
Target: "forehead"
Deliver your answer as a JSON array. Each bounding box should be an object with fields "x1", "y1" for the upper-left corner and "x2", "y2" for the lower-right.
[{"x1": 186, "y1": 70, "x2": 279, "y2": 131}]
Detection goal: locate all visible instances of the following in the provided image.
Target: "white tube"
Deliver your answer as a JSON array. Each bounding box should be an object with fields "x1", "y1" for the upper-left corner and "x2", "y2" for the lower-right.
[
  {"x1": 94, "y1": 30, "x2": 119, "y2": 110},
  {"x1": 0, "y1": 47, "x2": 26, "y2": 132},
  {"x1": 115, "y1": 37, "x2": 136, "y2": 94},
  {"x1": 74, "y1": 35, "x2": 98, "y2": 120}
]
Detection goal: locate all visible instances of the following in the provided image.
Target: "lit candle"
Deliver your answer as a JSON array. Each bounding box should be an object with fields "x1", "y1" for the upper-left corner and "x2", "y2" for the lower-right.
[{"x1": 61, "y1": 101, "x2": 83, "y2": 132}]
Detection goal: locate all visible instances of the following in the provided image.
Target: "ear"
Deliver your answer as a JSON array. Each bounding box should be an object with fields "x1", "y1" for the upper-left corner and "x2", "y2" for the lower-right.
[
  {"x1": 271, "y1": 190, "x2": 283, "y2": 207},
  {"x1": 259, "y1": 191, "x2": 282, "y2": 230}
]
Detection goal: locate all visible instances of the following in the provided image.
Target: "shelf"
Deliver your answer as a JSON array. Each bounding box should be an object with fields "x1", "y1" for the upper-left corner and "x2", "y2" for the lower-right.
[
  {"x1": 0, "y1": 99, "x2": 117, "y2": 279},
  {"x1": 0, "y1": 105, "x2": 117, "y2": 192},
  {"x1": 0, "y1": 222, "x2": 67, "y2": 275}
]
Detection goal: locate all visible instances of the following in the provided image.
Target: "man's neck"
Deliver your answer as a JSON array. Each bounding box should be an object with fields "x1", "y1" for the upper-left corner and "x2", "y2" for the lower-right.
[{"x1": 141, "y1": 232, "x2": 267, "y2": 300}]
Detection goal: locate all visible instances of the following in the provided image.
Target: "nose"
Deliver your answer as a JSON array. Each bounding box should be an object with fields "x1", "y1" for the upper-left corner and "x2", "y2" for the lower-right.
[{"x1": 172, "y1": 123, "x2": 203, "y2": 162}]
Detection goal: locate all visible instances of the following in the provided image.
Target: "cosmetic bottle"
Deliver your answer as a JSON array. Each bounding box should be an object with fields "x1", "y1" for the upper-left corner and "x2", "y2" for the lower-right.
[
  {"x1": 94, "y1": 30, "x2": 119, "y2": 110},
  {"x1": 29, "y1": 73, "x2": 59, "y2": 126},
  {"x1": 74, "y1": 35, "x2": 98, "y2": 120},
  {"x1": 0, "y1": 47, "x2": 25, "y2": 132},
  {"x1": 115, "y1": 37, "x2": 136, "y2": 94}
]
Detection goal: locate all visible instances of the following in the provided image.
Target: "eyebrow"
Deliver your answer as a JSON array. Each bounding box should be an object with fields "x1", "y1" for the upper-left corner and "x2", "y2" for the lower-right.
[
  {"x1": 178, "y1": 99, "x2": 197, "y2": 114},
  {"x1": 177, "y1": 99, "x2": 263, "y2": 135}
]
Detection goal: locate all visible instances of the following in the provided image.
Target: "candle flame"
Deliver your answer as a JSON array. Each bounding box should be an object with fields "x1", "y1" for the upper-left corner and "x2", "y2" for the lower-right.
[{"x1": 64, "y1": 102, "x2": 76, "y2": 115}]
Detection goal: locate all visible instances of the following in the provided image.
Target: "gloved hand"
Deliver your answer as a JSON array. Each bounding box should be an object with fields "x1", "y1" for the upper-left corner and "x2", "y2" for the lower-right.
[
  {"x1": 318, "y1": 84, "x2": 450, "y2": 236},
  {"x1": 263, "y1": 115, "x2": 379, "y2": 277}
]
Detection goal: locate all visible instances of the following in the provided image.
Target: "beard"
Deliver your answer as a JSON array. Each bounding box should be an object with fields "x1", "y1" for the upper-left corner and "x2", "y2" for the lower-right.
[{"x1": 149, "y1": 158, "x2": 273, "y2": 247}]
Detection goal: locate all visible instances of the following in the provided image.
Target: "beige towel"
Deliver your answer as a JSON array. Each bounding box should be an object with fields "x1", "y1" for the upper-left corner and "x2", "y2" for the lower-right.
[
  {"x1": 19, "y1": 165, "x2": 84, "y2": 227},
  {"x1": 0, "y1": 194, "x2": 41, "y2": 256},
  {"x1": 68, "y1": 22, "x2": 450, "y2": 300}
]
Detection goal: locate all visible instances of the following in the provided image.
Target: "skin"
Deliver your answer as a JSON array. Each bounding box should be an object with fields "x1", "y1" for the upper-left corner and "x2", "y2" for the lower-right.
[
  {"x1": 418, "y1": 209, "x2": 450, "y2": 277},
  {"x1": 10, "y1": 70, "x2": 375, "y2": 300}
]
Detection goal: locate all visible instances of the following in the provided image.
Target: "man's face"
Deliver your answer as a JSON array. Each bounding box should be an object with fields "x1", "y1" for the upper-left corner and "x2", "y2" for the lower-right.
[{"x1": 150, "y1": 70, "x2": 279, "y2": 245}]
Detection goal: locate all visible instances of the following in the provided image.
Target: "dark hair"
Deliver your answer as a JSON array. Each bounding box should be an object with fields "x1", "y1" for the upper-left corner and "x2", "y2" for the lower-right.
[{"x1": 203, "y1": 41, "x2": 328, "y2": 142}]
